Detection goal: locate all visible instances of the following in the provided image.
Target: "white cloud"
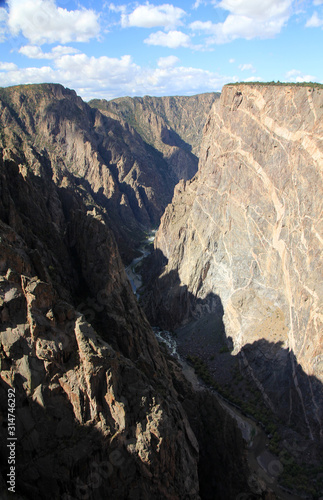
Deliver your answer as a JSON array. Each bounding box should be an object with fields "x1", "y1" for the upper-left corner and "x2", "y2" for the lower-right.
[
  {"x1": 157, "y1": 55, "x2": 180, "y2": 68},
  {"x1": 144, "y1": 30, "x2": 191, "y2": 48},
  {"x1": 0, "y1": 62, "x2": 18, "y2": 71},
  {"x1": 0, "y1": 64, "x2": 56, "y2": 87},
  {"x1": 0, "y1": 7, "x2": 9, "y2": 42},
  {"x1": 229, "y1": 58, "x2": 235, "y2": 63},
  {"x1": 7, "y1": 0, "x2": 100, "y2": 45},
  {"x1": 144, "y1": 65, "x2": 234, "y2": 95},
  {"x1": 190, "y1": 20, "x2": 214, "y2": 33},
  {"x1": 313, "y1": 0, "x2": 323, "y2": 5},
  {"x1": 306, "y1": 11, "x2": 323, "y2": 27},
  {"x1": 121, "y1": 3, "x2": 186, "y2": 29},
  {"x1": 0, "y1": 51, "x2": 235, "y2": 100},
  {"x1": 239, "y1": 63, "x2": 256, "y2": 72},
  {"x1": 216, "y1": 0, "x2": 293, "y2": 20},
  {"x1": 243, "y1": 76, "x2": 262, "y2": 82},
  {"x1": 191, "y1": 10, "x2": 289, "y2": 43},
  {"x1": 54, "y1": 54, "x2": 139, "y2": 84},
  {"x1": 19, "y1": 45, "x2": 80, "y2": 59},
  {"x1": 108, "y1": 3, "x2": 127, "y2": 14},
  {"x1": 191, "y1": 0, "x2": 293, "y2": 43},
  {"x1": 285, "y1": 69, "x2": 317, "y2": 82},
  {"x1": 193, "y1": 0, "x2": 206, "y2": 8}
]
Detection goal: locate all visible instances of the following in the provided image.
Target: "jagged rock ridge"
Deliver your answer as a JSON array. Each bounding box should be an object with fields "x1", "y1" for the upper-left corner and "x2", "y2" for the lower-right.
[{"x1": 147, "y1": 83, "x2": 323, "y2": 442}]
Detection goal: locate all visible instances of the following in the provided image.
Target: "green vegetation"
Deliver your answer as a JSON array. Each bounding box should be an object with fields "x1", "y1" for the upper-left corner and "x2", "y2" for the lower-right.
[
  {"x1": 186, "y1": 354, "x2": 322, "y2": 497},
  {"x1": 278, "y1": 451, "x2": 323, "y2": 497},
  {"x1": 226, "y1": 81, "x2": 323, "y2": 89},
  {"x1": 186, "y1": 355, "x2": 215, "y2": 388},
  {"x1": 187, "y1": 354, "x2": 281, "y2": 440},
  {"x1": 48, "y1": 265, "x2": 56, "y2": 279}
]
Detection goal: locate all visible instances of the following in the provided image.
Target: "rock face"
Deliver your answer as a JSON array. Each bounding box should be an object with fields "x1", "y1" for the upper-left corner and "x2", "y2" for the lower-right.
[
  {"x1": 89, "y1": 93, "x2": 219, "y2": 183},
  {"x1": 0, "y1": 149, "x2": 203, "y2": 499},
  {"x1": 0, "y1": 84, "x2": 208, "y2": 261},
  {"x1": 0, "y1": 85, "x2": 253, "y2": 499},
  {"x1": 147, "y1": 84, "x2": 323, "y2": 441}
]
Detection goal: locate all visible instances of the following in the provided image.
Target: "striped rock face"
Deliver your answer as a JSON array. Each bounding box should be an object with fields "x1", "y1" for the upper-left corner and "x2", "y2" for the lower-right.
[{"x1": 151, "y1": 84, "x2": 323, "y2": 440}]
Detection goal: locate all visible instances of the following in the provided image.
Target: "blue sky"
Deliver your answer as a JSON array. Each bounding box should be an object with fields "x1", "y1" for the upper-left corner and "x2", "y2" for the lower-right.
[{"x1": 0, "y1": 0, "x2": 322, "y2": 100}]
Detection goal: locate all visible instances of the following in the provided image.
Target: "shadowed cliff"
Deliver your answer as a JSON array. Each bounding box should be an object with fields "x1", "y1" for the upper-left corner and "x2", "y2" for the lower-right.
[
  {"x1": 0, "y1": 84, "x2": 215, "y2": 262},
  {"x1": 142, "y1": 251, "x2": 323, "y2": 498},
  {"x1": 145, "y1": 82, "x2": 323, "y2": 456},
  {"x1": 0, "y1": 141, "x2": 254, "y2": 499}
]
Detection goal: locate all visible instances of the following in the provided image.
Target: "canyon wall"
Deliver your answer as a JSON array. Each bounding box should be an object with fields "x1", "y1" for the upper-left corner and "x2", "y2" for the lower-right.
[
  {"x1": 0, "y1": 84, "x2": 253, "y2": 499},
  {"x1": 0, "y1": 84, "x2": 208, "y2": 261},
  {"x1": 0, "y1": 147, "x2": 204, "y2": 499},
  {"x1": 148, "y1": 83, "x2": 323, "y2": 441},
  {"x1": 89, "y1": 92, "x2": 219, "y2": 181}
]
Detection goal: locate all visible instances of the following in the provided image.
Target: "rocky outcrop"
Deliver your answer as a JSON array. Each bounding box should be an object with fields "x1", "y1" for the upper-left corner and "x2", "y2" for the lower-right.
[
  {"x1": 0, "y1": 149, "x2": 202, "y2": 499},
  {"x1": 89, "y1": 93, "x2": 219, "y2": 183},
  {"x1": 147, "y1": 84, "x2": 323, "y2": 442}
]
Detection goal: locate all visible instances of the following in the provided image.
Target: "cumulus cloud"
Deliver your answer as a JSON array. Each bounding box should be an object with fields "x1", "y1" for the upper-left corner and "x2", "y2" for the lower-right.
[
  {"x1": 216, "y1": 0, "x2": 293, "y2": 20},
  {"x1": 121, "y1": 3, "x2": 186, "y2": 29},
  {"x1": 0, "y1": 51, "x2": 234, "y2": 100},
  {"x1": 193, "y1": 0, "x2": 206, "y2": 8},
  {"x1": 144, "y1": 30, "x2": 191, "y2": 48},
  {"x1": 108, "y1": 3, "x2": 127, "y2": 14},
  {"x1": 306, "y1": 11, "x2": 323, "y2": 27},
  {"x1": 239, "y1": 63, "x2": 256, "y2": 72},
  {"x1": 285, "y1": 69, "x2": 317, "y2": 82},
  {"x1": 313, "y1": 0, "x2": 323, "y2": 5},
  {"x1": 54, "y1": 54, "x2": 140, "y2": 86},
  {"x1": 19, "y1": 45, "x2": 80, "y2": 59},
  {"x1": 192, "y1": 0, "x2": 293, "y2": 43},
  {"x1": 0, "y1": 64, "x2": 56, "y2": 87},
  {"x1": 145, "y1": 65, "x2": 233, "y2": 95},
  {"x1": 157, "y1": 55, "x2": 180, "y2": 68},
  {"x1": 243, "y1": 76, "x2": 263, "y2": 82},
  {"x1": 0, "y1": 62, "x2": 18, "y2": 71},
  {"x1": 7, "y1": 0, "x2": 100, "y2": 44},
  {"x1": 191, "y1": 15, "x2": 288, "y2": 43}
]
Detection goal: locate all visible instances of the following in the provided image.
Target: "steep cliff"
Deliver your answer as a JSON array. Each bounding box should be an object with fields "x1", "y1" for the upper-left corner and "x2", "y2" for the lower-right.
[
  {"x1": 0, "y1": 84, "x2": 186, "y2": 260},
  {"x1": 147, "y1": 84, "x2": 323, "y2": 446},
  {"x1": 0, "y1": 146, "x2": 206, "y2": 499},
  {"x1": 0, "y1": 85, "x2": 255, "y2": 499},
  {"x1": 89, "y1": 93, "x2": 219, "y2": 183}
]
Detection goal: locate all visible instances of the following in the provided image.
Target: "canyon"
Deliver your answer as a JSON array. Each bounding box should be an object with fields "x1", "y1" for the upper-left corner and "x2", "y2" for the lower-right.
[
  {"x1": 0, "y1": 82, "x2": 322, "y2": 499},
  {"x1": 144, "y1": 83, "x2": 323, "y2": 494}
]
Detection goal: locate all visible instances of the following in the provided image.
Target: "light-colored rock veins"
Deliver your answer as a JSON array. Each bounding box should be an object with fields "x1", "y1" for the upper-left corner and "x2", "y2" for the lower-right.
[{"x1": 150, "y1": 84, "x2": 323, "y2": 440}]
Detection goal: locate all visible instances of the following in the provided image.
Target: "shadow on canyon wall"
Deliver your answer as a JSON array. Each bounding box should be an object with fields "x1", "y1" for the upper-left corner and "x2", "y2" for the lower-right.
[
  {"x1": 1, "y1": 159, "x2": 322, "y2": 499},
  {"x1": 0, "y1": 158, "x2": 251, "y2": 499},
  {"x1": 0, "y1": 361, "x2": 252, "y2": 500},
  {"x1": 0, "y1": 376, "x2": 165, "y2": 500},
  {"x1": 142, "y1": 249, "x2": 323, "y2": 446}
]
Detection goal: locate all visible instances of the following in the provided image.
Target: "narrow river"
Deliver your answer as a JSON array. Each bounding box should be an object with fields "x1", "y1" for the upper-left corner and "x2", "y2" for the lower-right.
[
  {"x1": 125, "y1": 233, "x2": 299, "y2": 500},
  {"x1": 125, "y1": 230, "x2": 156, "y2": 298}
]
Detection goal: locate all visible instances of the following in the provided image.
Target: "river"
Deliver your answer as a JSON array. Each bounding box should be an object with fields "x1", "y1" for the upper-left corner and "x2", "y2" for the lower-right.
[{"x1": 125, "y1": 230, "x2": 156, "y2": 298}]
